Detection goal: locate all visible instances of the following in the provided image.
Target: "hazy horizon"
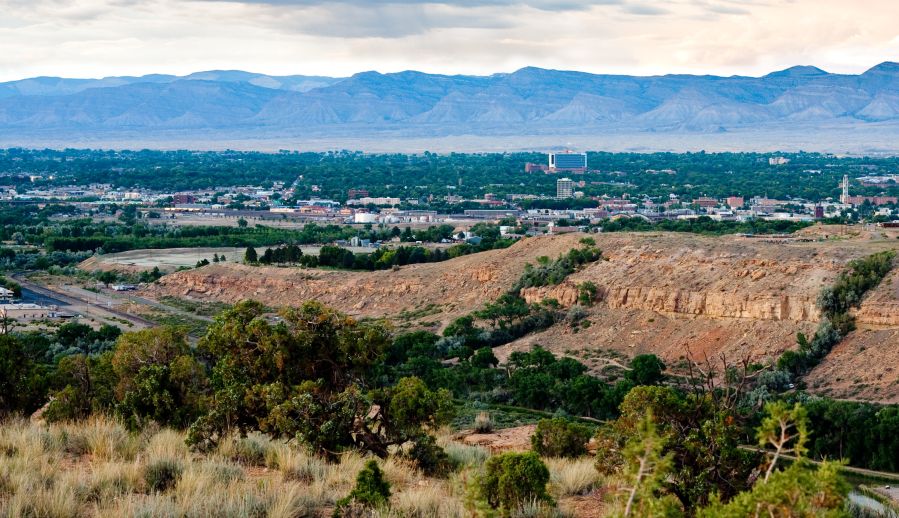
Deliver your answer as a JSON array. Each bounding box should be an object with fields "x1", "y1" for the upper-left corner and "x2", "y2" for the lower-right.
[{"x1": 3, "y1": 61, "x2": 898, "y2": 84}]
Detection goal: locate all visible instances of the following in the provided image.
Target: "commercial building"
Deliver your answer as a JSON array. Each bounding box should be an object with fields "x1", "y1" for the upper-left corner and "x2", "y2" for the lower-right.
[
  {"x1": 557, "y1": 178, "x2": 574, "y2": 199},
  {"x1": 726, "y1": 196, "x2": 745, "y2": 209},
  {"x1": 549, "y1": 152, "x2": 587, "y2": 172},
  {"x1": 845, "y1": 195, "x2": 899, "y2": 206},
  {"x1": 347, "y1": 197, "x2": 401, "y2": 206},
  {"x1": 693, "y1": 197, "x2": 719, "y2": 209}
]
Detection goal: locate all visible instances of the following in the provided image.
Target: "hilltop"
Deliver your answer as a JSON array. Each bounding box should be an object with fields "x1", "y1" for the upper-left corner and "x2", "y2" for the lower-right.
[{"x1": 145, "y1": 228, "x2": 899, "y2": 403}]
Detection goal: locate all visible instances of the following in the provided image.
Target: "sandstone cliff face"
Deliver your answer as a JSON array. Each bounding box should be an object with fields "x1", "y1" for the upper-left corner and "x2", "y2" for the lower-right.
[
  {"x1": 522, "y1": 282, "x2": 820, "y2": 322},
  {"x1": 854, "y1": 270, "x2": 899, "y2": 327}
]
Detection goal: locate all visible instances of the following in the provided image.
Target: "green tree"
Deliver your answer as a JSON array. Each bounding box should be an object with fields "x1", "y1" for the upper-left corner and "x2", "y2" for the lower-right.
[
  {"x1": 45, "y1": 352, "x2": 117, "y2": 422},
  {"x1": 578, "y1": 281, "x2": 598, "y2": 306},
  {"x1": 608, "y1": 386, "x2": 757, "y2": 511},
  {"x1": 0, "y1": 334, "x2": 45, "y2": 416},
  {"x1": 111, "y1": 327, "x2": 207, "y2": 429},
  {"x1": 244, "y1": 246, "x2": 257, "y2": 263},
  {"x1": 757, "y1": 401, "x2": 809, "y2": 482},
  {"x1": 625, "y1": 354, "x2": 666, "y2": 386},
  {"x1": 697, "y1": 461, "x2": 848, "y2": 518},
  {"x1": 189, "y1": 301, "x2": 450, "y2": 461},
  {"x1": 612, "y1": 414, "x2": 682, "y2": 518}
]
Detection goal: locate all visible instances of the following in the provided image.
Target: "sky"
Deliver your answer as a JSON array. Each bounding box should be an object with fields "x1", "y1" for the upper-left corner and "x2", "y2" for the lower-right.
[{"x1": 1, "y1": 0, "x2": 898, "y2": 81}]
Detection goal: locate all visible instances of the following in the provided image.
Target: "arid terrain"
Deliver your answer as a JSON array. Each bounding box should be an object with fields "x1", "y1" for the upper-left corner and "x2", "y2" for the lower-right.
[{"x1": 142, "y1": 227, "x2": 899, "y2": 403}]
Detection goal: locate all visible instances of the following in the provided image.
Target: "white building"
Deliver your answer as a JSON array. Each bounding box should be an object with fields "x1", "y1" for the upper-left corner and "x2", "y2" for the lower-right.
[{"x1": 556, "y1": 178, "x2": 574, "y2": 199}]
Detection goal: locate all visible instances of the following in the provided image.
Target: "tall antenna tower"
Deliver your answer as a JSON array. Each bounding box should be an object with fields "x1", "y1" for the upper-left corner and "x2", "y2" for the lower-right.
[{"x1": 840, "y1": 175, "x2": 850, "y2": 204}]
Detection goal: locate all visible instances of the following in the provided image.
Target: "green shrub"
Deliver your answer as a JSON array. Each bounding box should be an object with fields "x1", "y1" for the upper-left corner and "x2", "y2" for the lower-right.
[
  {"x1": 530, "y1": 418, "x2": 591, "y2": 458},
  {"x1": 335, "y1": 460, "x2": 391, "y2": 516},
  {"x1": 407, "y1": 434, "x2": 458, "y2": 478},
  {"x1": 143, "y1": 458, "x2": 183, "y2": 493},
  {"x1": 577, "y1": 282, "x2": 598, "y2": 306},
  {"x1": 480, "y1": 452, "x2": 553, "y2": 513}
]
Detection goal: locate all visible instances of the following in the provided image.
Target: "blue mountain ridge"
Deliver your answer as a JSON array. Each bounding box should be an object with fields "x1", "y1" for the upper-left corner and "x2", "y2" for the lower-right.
[{"x1": 0, "y1": 63, "x2": 897, "y2": 138}]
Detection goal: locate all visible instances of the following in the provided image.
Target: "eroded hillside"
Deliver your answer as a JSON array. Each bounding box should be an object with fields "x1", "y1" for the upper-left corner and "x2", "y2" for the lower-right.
[{"x1": 146, "y1": 229, "x2": 899, "y2": 402}]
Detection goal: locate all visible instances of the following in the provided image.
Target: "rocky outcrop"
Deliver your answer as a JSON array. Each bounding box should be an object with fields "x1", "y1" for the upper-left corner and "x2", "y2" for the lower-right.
[
  {"x1": 520, "y1": 282, "x2": 581, "y2": 307},
  {"x1": 855, "y1": 271, "x2": 899, "y2": 327},
  {"x1": 856, "y1": 303, "x2": 899, "y2": 326},
  {"x1": 609, "y1": 286, "x2": 818, "y2": 321},
  {"x1": 523, "y1": 283, "x2": 819, "y2": 322}
]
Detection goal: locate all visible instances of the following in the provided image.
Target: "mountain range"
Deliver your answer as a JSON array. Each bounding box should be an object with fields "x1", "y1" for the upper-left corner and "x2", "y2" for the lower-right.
[{"x1": 2, "y1": 64, "x2": 899, "y2": 151}]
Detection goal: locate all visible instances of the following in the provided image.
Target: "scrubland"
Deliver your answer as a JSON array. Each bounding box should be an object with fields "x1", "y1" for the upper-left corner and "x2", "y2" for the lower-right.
[{"x1": 0, "y1": 417, "x2": 601, "y2": 518}]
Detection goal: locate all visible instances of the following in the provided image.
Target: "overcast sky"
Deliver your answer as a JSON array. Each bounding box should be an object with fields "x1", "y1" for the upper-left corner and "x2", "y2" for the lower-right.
[{"x1": 1, "y1": 0, "x2": 897, "y2": 81}]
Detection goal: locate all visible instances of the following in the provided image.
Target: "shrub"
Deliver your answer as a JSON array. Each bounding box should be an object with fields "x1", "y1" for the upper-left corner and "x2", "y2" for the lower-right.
[
  {"x1": 474, "y1": 412, "x2": 494, "y2": 433},
  {"x1": 407, "y1": 435, "x2": 457, "y2": 478},
  {"x1": 593, "y1": 428, "x2": 624, "y2": 476},
  {"x1": 565, "y1": 305, "x2": 589, "y2": 325},
  {"x1": 335, "y1": 460, "x2": 392, "y2": 515},
  {"x1": 144, "y1": 458, "x2": 183, "y2": 493},
  {"x1": 577, "y1": 282, "x2": 598, "y2": 306},
  {"x1": 480, "y1": 452, "x2": 553, "y2": 513},
  {"x1": 531, "y1": 418, "x2": 591, "y2": 458}
]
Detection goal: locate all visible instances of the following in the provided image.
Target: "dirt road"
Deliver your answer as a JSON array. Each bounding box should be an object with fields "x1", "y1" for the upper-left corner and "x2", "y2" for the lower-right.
[{"x1": 13, "y1": 274, "x2": 154, "y2": 329}]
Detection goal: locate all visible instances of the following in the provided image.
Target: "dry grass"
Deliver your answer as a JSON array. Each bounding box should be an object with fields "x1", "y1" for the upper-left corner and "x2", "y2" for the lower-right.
[
  {"x1": 0, "y1": 418, "x2": 601, "y2": 517},
  {"x1": 545, "y1": 457, "x2": 600, "y2": 498},
  {"x1": 376, "y1": 482, "x2": 467, "y2": 518},
  {"x1": 439, "y1": 437, "x2": 489, "y2": 468}
]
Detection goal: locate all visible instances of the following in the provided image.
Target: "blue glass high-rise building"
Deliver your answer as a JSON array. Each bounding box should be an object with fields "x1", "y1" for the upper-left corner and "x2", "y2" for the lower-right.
[{"x1": 549, "y1": 152, "x2": 587, "y2": 172}]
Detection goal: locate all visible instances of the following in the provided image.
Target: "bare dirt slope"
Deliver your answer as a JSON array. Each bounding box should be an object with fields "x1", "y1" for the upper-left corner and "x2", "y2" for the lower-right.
[
  {"x1": 806, "y1": 265, "x2": 899, "y2": 403},
  {"x1": 147, "y1": 233, "x2": 587, "y2": 321},
  {"x1": 145, "y1": 229, "x2": 899, "y2": 402}
]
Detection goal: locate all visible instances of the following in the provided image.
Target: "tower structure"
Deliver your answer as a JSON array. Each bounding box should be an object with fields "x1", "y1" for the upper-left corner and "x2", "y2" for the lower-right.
[{"x1": 840, "y1": 175, "x2": 850, "y2": 204}]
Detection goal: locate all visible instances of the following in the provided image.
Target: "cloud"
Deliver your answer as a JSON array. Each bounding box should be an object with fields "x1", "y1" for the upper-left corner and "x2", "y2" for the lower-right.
[
  {"x1": 0, "y1": 0, "x2": 898, "y2": 82},
  {"x1": 253, "y1": 2, "x2": 518, "y2": 38},
  {"x1": 622, "y1": 2, "x2": 670, "y2": 15},
  {"x1": 212, "y1": 0, "x2": 617, "y2": 10}
]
